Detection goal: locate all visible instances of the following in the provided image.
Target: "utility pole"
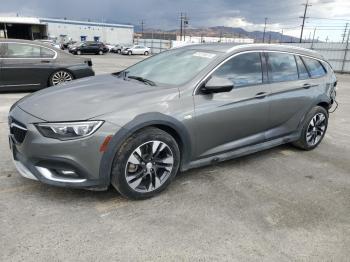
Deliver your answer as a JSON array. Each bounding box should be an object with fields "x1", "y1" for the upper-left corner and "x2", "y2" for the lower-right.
[
  {"x1": 300, "y1": 0, "x2": 311, "y2": 43},
  {"x1": 311, "y1": 27, "x2": 317, "y2": 48},
  {"x1": 140, "y1": 20, "x2": 144, "y2": 38},
  {"x1": 183, "y1": 14, "x2": 189, "y2": 41},
  {"x1": 325, "y1": 36, "x2": 329, "y2": 42},
  {"x1": 262, "y1": 17, "x2": 268, "y2": 43},
  {"x1": 180, "y1": 13, "x2": 188, "y2": 41},
  {"x1": 342, "y1": 23, "x2": 349, "y2": 43}
]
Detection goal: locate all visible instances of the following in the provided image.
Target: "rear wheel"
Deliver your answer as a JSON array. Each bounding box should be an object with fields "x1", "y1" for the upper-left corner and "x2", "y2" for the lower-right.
[
  {"x1": 117, "y1": 49, "x2": 121, "y2": 54},
  {"x1": 128, "y1": 51, "x2": 132, "y2": 55},
  {"x1": 111, "y1": 127, "x2": 180, "y2": 200},
  {"x1": 144, "y1": 51, "x2": 149, "y2": 56},
  {"x1": 98, "y1": 50, "x2": 103, "y2": 55},
  {"x1": 292, "y1": 106, "x2": 328, "y2": 150},
  {"x1": 49, "y1": 70, "x2": 73, "y2": 86}
]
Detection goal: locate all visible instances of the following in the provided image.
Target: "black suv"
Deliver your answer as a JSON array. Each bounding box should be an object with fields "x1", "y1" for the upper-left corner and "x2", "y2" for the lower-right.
[{"x1": 69, "y1": 42, "x2": 108, "y2": 55}]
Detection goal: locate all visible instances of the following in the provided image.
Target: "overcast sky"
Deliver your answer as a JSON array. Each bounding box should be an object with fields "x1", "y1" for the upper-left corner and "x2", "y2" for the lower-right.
[{"x1": 1, "y1": 0, "x2": 350, "y2": 41}]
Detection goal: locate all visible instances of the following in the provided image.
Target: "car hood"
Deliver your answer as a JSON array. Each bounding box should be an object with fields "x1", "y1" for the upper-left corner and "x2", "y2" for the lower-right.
[{"x1": 16, "y1": 74, "x2": 179, "y2": 122}]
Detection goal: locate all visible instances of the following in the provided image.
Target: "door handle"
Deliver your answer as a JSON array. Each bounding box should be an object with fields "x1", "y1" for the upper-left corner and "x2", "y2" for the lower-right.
[
  {"x1": 303, "y1": 83, "x2": 312, "y2": 89},
  {"x1": 255, "y1": 92, "x2": 268, "y2": 99},
  {"x1": 41, "y1": 60, "x2": 51, "y2": 63}
]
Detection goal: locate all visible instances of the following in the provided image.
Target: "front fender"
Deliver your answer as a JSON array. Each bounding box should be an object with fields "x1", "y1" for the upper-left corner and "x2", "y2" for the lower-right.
[{"x1": 99, "y1": 112, "x2": 192, "y2": 186}]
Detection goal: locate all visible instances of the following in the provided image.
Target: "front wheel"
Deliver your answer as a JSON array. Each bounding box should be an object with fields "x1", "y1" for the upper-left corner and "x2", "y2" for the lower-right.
[
  {"x1": 98, "y1": 50, "x2": 103, "y2": 55},
  {"x1": 144, "y1": 51, "x2": 149, "y2": 56},
  {"x1": 128, "y1": 51, "x2": 132, "y2": 56},
  {"x1": 111, "y1": 127, "x2": 180, "y2": 200},
  {"x1": 76, "y1": 50, "x2": 81, "y2": 55},
  {"x1": 292, "y1": 106, "x2": 328, "y2": 150}
]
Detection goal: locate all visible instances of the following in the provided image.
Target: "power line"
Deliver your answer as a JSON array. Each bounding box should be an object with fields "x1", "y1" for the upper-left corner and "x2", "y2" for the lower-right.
[{"x1": 300, "y1": 0, "x2": 312, "y2": 43}]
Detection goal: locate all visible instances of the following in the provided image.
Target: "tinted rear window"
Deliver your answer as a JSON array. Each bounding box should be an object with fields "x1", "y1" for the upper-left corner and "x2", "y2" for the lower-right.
[
  {"x1": 267, "y1": 53, "x2": 298, "y2": 82},
  {"x1": 302, "y1": 57, "x2": 326, "y2": 78}
]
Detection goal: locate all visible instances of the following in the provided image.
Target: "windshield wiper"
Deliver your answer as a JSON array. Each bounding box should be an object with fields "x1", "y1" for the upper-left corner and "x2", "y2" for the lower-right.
[{"x1": 127, "y1": 75, "x2": 156, "y2": 86}]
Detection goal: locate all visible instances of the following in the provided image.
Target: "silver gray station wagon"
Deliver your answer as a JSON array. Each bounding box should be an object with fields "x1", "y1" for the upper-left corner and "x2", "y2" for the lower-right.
[{"x1": 8, "y1": 44, "x2": 337, "y2": 199}]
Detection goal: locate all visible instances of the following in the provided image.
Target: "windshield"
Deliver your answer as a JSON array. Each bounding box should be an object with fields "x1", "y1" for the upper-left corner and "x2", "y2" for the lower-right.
[{"x1": 121, "y1": 48, "x2": 219, "y2": 86}]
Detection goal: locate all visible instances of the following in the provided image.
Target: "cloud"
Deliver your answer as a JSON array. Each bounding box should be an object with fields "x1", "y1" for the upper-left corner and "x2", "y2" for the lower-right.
[{"x1": 0, "y1": 0, "x2": 348, "y2": 41}]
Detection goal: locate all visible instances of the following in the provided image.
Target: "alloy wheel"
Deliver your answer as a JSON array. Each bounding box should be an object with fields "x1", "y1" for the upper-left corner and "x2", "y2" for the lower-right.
[
  {"x1": 306, "y1": 113, "x2": 327, "y2": 146},
  {"x1": 125, "y1": 140, "x2": 174, "y2": 193},
  {"x1": 51, "y1": 71, "x2": 73, "y2": 86}
]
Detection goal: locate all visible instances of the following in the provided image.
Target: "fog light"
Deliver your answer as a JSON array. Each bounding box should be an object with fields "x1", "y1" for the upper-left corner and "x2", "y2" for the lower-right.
[{"x1": 54, "y1": 169, "x2": 78, "y2": 178}]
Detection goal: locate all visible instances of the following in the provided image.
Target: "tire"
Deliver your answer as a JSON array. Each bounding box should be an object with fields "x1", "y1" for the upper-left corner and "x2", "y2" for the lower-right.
[
  {"x1": 128, "y1": 51, "x2": 132, "y2": 56},
  {"x1": 144, "y1": 51, "x2": 149, "y2": 56},
  {"x1": 49, "y1": 70, "x2": 74, "y2": 86},
  {"x1": 98, "y1": 50, "x2": 103, "y2": 55},
  {"x1": 111, "y1": 127, "x2": 180, "y2": 200},
  {"x1": 77, "y1": 50, "x2": 81, "y2": 55},
  {"x1": 117, "y1": 49, "x2": 121, "y2": 54},
  {"x1": 292, "y1": 106, "x2": 328, "y2": 150}
]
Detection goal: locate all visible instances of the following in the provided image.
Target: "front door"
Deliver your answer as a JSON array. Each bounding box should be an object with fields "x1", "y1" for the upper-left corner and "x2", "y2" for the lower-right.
[{"x1": 193, "y1": 52, "x2": 271, "y2": 158}]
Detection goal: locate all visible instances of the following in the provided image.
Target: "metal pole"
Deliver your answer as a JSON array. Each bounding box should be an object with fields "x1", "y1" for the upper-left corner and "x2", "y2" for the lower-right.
[
  {"x1": 4, "y1": 23, "x2": 7, "y2": 38},
  {"x1": 262, "y1": 17, "x2": 268, "y2": 43},
  {"x1": 342, "y1": 23, "x2": 349, "y2": 43},
  {"x1": 180, "y1": 13, "x2": 183, "y2": 41},
  {"x1": 311, "y1": 27, "x2": 316, "y2": 49},
  {"x1": 141, "y1": 20, "x2": 144, "y2": 38},
  {"x1": 300, "y1": 0, "x2": 311, "y2": 43},
  {"x1": 341, "y1": 28, "x2": 350, "y2": 73}
]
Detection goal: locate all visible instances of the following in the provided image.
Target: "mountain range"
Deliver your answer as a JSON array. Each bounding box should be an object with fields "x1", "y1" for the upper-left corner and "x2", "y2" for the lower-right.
[{"x1": 134, "y1": 25, "x2": 302, "y2": 43}]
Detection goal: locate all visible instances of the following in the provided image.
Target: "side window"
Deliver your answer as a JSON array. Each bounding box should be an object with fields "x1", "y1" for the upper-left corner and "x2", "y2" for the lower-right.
[
  {"x1": 302, "y1": 57, "x2": 326, "y2": 78},
  {"x1": 295, "y1": 56, "x2": 309, "y2": 80},
  {"x1": 212, "y1": 52, "x2": 263, "y2": 88},
  {"x1": 4, "y1": 43, "x2": 41, "y2": 58},
  {"x1": 267, "y1": 53, "x2": 299, "y2": 82},
  {"x1": 40, "y1": 47, "x2": 55, "y2": 58}
]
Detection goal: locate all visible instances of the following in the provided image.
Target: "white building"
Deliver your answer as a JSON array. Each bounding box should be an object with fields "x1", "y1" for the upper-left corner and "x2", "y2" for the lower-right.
[
  {"x1": 177, "y1": 35, "x2": 254, "y2": 44},
  {"x1": 0, "y1": 16, "x2": 134, "y2": 45}
]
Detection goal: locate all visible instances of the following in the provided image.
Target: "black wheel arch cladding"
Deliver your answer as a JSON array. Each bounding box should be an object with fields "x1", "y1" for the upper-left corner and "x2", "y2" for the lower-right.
[{"x1": 98, "y1": 112, "x2": 192, "y2": 186}]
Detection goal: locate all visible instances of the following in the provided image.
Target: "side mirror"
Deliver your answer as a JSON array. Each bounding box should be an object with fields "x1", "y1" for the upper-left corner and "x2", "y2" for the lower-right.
[{"x1": 202, "y1": 76, "x2": 234, "y2": 94}]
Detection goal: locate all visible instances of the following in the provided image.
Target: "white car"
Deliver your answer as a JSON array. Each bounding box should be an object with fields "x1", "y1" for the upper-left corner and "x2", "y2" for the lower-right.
[{"x1": 122, "y1": 45, "x2": 150, "y2": 55}]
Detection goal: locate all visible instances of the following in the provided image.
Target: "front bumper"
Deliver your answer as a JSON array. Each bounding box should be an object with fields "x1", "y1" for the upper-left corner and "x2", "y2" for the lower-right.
[{"x1": 8, "y1": 106, "x2": 120, "y2": 190}]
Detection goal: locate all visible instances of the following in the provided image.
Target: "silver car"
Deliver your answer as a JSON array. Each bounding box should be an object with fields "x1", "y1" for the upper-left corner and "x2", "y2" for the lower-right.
[{"x1": 8, "y1": 44, "x2": 337, "y2": 199}]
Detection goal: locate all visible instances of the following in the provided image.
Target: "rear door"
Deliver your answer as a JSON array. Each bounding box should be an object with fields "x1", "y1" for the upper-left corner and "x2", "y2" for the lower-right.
[
  {"x1": 193, "y1": 52, "x2": 271, "y2": 158},
  {"x1": 265, "y1": 52, "x2": 324, "y2": 139},
  {"x1": 0, "y1": 42, "x2": 57, "y2": 90}
]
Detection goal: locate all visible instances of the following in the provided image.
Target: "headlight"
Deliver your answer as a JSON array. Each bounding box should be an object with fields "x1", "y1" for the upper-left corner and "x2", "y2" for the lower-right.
[{"x1": 35, "y1": 121, "x2": 103, "y2": 140}]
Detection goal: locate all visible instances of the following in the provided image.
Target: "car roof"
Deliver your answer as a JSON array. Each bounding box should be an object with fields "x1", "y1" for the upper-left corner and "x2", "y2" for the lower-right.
[{"x1": 182, "y1": 43, "x2": 325, "y2": 60}]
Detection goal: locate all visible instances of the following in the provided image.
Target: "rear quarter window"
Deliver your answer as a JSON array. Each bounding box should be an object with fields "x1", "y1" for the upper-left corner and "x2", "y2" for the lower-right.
[
  {"x1": 40, "y1": 47, "x2": 55, "y2": 58},
  {"x1": 302, "y1": 57, "x2": 327, "y2": 78}
]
